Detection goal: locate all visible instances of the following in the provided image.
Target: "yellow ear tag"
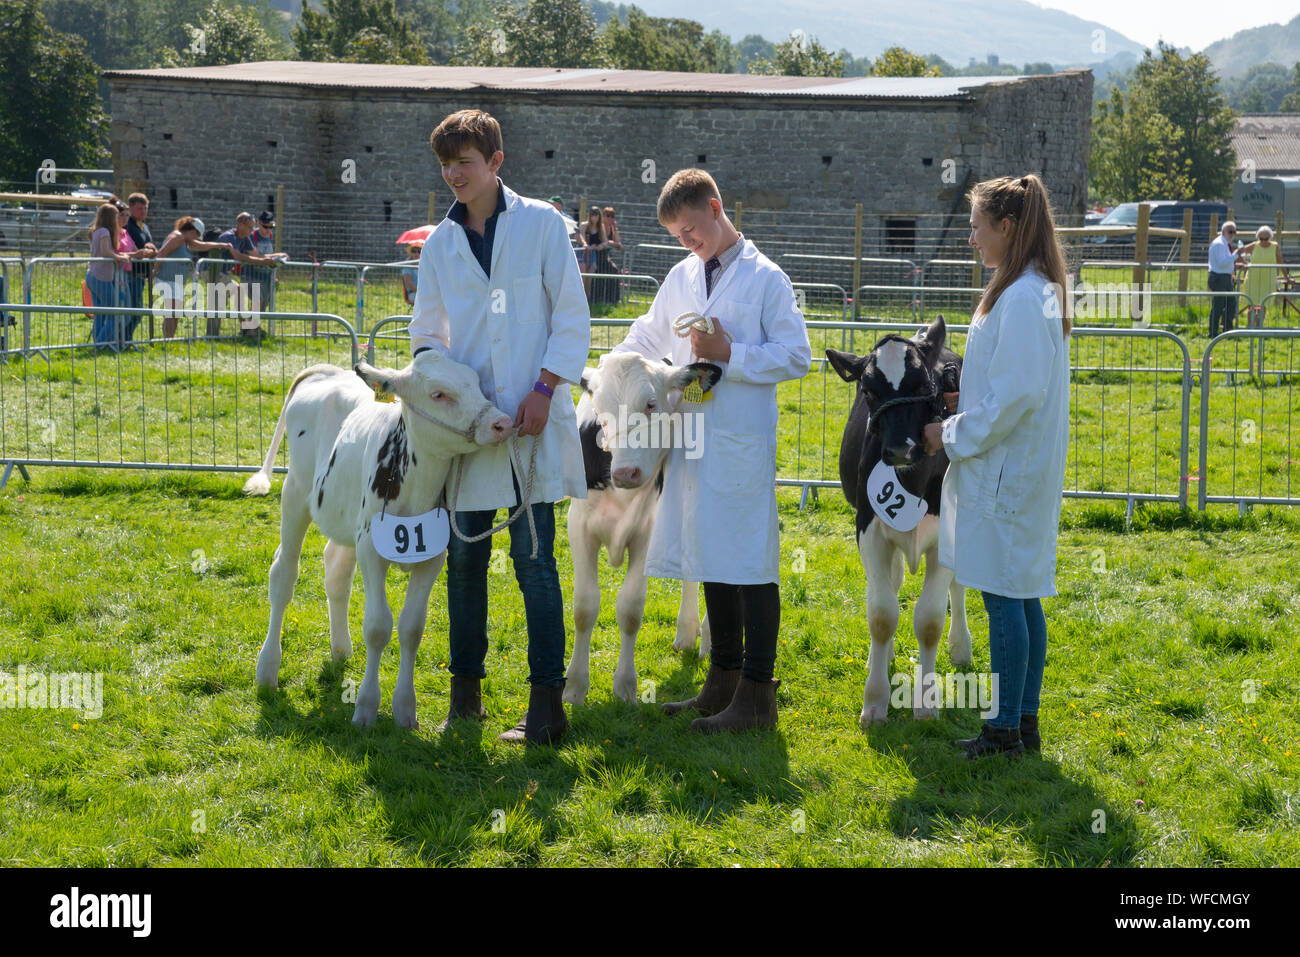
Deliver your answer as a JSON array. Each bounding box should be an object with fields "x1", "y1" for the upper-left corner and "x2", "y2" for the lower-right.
[
  {"x1": 374, "y1": 383, "x2": 395, "y2": 403},
  {"x1": 682, "y1": 380, "x2": 712, "y2": 404}
]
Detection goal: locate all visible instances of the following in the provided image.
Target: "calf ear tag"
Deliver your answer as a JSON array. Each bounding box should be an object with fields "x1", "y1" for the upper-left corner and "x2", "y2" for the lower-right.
[
  {"x1": 373, "y1": 383, "x2": 395, "y2": 403},
  {"x1": 682, "y1": 375, "x2": 713, "y2": 404},
  {"x1": 866, "y1": 460, "x2": 928, "y2": 532},
  {"x1": 371, "y1": 507, "x2": 450, "y2": 562}
]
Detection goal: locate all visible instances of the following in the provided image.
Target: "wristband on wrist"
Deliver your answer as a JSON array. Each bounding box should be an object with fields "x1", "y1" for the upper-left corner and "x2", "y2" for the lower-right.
[{"x1": 532, "y1": 380, "x2": 554, "y2": 398}]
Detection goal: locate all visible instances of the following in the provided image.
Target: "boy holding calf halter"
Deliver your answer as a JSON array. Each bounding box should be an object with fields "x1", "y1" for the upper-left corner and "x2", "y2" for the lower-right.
[{"x1": 608, "y1": 169, "x2": 812, "y2": 732}]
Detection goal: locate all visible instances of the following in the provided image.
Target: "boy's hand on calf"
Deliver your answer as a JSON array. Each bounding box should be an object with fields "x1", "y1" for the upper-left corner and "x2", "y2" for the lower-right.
[
  {"x1": 515, "y1": 391, "x2": 551, "y2": 436},
  {"x1": 690, "y1": 319, "x2": 731, "y2": 362},
  {"x1": 923, "y1": 422, "x2": 944, "y2": 455}
]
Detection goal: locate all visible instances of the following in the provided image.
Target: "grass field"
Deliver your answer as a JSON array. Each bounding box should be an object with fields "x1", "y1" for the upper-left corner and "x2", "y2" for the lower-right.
[
  {"x1": 0, "y1": 469, "x2": 1296, "y2": 866},
  {"x1": 1, "y1": 271, "x2": 1298, "y2": 867}
]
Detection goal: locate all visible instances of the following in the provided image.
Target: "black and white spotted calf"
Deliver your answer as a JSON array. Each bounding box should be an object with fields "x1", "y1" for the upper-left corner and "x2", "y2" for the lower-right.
[
  {"x1": 243, "y1": 354, "x2": 512, "y2": 728},
  {"x1": 826, "y1": 316, "x2": 972, "y2": 727},
  {"x1": 563, "y1": 352, "x2": 719, "y2": 705}
]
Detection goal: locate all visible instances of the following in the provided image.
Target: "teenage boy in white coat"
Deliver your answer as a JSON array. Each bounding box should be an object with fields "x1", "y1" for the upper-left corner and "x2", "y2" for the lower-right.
[
  {"x1": 606, "y1": 169, "x2": 811, "y2": 732},
  {"x1": 409, "y1": 110, "x2": 591, "y2": 745}
]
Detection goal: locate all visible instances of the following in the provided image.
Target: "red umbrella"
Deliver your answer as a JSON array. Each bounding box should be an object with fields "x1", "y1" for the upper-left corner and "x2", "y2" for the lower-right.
[{"x1": 395, "y1": 225, "x2": 436, "y2": 245}]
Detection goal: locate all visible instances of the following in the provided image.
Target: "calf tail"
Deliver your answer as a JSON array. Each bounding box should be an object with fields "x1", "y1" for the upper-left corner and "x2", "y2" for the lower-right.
[{"x1": 242, "y1": 364, "x2": 336, "y2": 496}]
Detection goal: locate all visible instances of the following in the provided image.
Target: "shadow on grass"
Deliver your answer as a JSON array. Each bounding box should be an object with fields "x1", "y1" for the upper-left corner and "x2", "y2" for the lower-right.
[
  {"x1": 253, "y1": 653, "x2": 800, "y2": 865},
  {"x1": 864, "y1": 716, "x2": 1141, "y2": 866},
  {"x1": 24, "y1": 468, "x2": 251, "y2": 501}
]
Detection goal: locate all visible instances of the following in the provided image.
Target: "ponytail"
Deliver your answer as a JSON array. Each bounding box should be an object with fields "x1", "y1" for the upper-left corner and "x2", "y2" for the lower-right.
[{"x1": 968, "y1": 173, "x2": 1070, "y2": 336}]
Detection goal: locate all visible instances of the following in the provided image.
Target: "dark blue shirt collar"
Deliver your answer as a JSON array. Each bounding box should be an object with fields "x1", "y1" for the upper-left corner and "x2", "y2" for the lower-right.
[{"x1": 447, "y1": 178, "x2": 507, "y2": 227}]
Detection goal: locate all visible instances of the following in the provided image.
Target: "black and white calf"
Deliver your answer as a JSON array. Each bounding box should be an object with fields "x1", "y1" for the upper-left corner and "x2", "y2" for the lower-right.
[
  {"x1": 563, "y1": 352, "x2": 720, "y2": 705},
  {"x1": 826, "y1": 316, "x2": 972, "y2": 727},
  {"x1": 243, "y1": 354, "x2": 513, "y2": 728}
]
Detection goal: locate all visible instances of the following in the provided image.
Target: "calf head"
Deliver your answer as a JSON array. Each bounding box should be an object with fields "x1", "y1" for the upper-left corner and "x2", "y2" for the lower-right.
[
  {"x1": 827, "y1": 316, "x2": 949, "y2": 472},
  {"x1": 579, "y1": 353, "x2": 721, "y2": 489},
  {"x1": 354, "y1": 351, "x2": 513, "y2": 451}
]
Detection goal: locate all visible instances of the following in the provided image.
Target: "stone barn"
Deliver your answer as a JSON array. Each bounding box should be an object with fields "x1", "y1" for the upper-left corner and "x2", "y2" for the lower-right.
[{"x1": 104, "y1": 62, "x2": 1093, "y2": 269}]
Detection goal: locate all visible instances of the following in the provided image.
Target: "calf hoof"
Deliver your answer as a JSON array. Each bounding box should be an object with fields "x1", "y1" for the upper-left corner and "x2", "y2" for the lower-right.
[
  {"x1": 672, "y1": 623, "x2": 700, "y2": 652},
  {"x1": 330, "y1": 643, "x2": 351, "y2": 663},
  {"x1": 254, "y1": 654, "x2": 281, "y2": 689},
  {"x1": 561, "y1": 678, "x2": 588, "y2": 707},
  {"x1": 913, "y1": 706, "x2": 938, "y2": 720},
  {"x1": 351, "y1": 707, "x2": 378, "y2": 727},
  {"x1": 612, "y1": 671, "x2": 637, "y2": 703},
  {"x1": 859, "y1": 705, "x2": 888, "y2": 729},
  {"x1": 392, "y1": 692, "x2": 418, "y2": 729}
]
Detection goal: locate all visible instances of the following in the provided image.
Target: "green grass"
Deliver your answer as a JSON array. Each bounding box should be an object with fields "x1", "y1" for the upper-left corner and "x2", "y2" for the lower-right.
[{"x1": 0, "y1": 471, "x2": 1297, "y2": 866}]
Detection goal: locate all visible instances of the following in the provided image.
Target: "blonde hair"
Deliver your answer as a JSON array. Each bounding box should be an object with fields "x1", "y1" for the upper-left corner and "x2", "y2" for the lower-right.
[
  {"x1": 91, "y1": 203, "x2": 118, "y2": 238},
  {"x1": 968, "y1": 173, "x2": 1070, "y2": 336},
  {"x1": 657, "y1": 169, "x2": 722, "y2": 224}
]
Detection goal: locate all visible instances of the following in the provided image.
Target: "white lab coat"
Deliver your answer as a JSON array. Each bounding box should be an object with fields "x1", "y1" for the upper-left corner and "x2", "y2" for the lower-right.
[
  {"x1": 938, "y1": 267, "x2": 1070, "y2": 598},
  {"x1": 409, "y1": 181, "x2": 591, "y2": 510},
  {"x1": 609, "y1": 238, "x2": 812, "y2": 584}
]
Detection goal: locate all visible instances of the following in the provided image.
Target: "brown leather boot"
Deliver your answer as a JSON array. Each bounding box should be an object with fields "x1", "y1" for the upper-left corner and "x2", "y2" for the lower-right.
[
  {"x1": 661, "y1": 665, "x2": 742, "y2": 717},
  {"x1": 499, "y1": 683, "x2": 568, "y2": 745},
  {"x1": 438, "y1": 675, "x2": 487, "y2": 733},
  {"x1": 954, "y1": 723, "x2": 1024, "y2": 759},
  {"x1": 689, "y1": 677, "x2": 780, "y2": 734},
  {"x1": 1020, "y1": 713, "x2": 1041, "y2": 752}
]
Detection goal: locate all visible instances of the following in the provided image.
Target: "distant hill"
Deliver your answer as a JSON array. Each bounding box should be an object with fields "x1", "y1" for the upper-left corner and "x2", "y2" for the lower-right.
[
  {"x1": 1203, "y1": 14, "x2": 1300, "y2": 79},
  {"x1": 626, "y1": 0, "x2": 1147, "y2": 66}
]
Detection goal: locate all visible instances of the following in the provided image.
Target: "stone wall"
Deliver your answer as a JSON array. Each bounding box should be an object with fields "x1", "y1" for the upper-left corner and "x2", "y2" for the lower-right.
[{"x1": 108, "y1": 69, "x2": 1093, "y2": 267}]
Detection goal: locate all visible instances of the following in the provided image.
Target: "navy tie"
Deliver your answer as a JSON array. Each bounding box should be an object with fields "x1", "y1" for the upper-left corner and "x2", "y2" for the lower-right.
[{"x1": 704, "y1": 256, "x2": 721, "y2": 296}]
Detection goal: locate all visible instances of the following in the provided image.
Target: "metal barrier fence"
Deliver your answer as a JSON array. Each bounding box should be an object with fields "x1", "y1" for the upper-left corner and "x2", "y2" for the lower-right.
[
  {"x1": 0, "y1": 304, "x2": 357, "y2": 487},
  {"x1": 192, "y1": 258, "x2": 361, "y2": 335},
  {"x1": 1198, "y1": 328, "x2": 1300, "y2": 511},
  {"x1": 780, "y1": 254, "x2": 919, "y2": 292}
]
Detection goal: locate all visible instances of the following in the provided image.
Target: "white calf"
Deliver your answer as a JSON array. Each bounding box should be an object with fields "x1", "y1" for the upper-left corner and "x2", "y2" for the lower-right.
[
  {"x1": 243, "y1": 354, "x2": 512, "y2": 728},
  {"x1": 563, "y1": 353, "x2": 719, "y2": 705}
]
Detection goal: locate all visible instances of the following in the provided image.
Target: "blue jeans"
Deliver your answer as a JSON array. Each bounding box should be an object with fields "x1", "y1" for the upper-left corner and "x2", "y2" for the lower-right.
[
  {"x1": 87, "y1": 274, "x2": 120, "y2": 347},
  {"x1": 981, "y1": 591, "x2": 1047, "y2": 729},
  {"x1": 445, "y1": 482, "x2": 566, "y2": 687}
]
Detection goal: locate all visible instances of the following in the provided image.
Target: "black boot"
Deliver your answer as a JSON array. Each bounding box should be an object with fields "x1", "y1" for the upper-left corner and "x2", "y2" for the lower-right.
[
  {"x1": 499, "y1": 683, "x2": 568, "y2": 745},
  {"x1": 661, "y1": 665, "x2": 741, "y2": 717},
  {"x1": 954, "y1": 722, "x2": 1024, "y2": 759},
  {"x1": 1020, "y1": 713, "x2": 1041, "y2": 753},
  {"x1": 438, "y1": 675, "x2": 487, "y2": 733}
]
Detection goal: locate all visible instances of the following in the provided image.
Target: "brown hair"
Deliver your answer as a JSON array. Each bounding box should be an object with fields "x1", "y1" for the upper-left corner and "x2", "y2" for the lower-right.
[
  {"x1": 584, "y1": 207, "x2": 606, "y2": 244},
  {"x1": 173, "y1": 215, "x2": 199, "y2": 235},
  {"x1": 968, "y1": 173, "x2": 1070, "y2": 336},
  {"x1": 430, "y1": 109, "x2": 503, "y2": 164},
  {"x1": 91, "y1": 203, "x2": 118, "y2": 238},
  {"x1": 127, "y1": 192, "x2": 148, "y2": 206},
  {"x1": 657, "y1": 169, "x2": 722, "y2": 224}
]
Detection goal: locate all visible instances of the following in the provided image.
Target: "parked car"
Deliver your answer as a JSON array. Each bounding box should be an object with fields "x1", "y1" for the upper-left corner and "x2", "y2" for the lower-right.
[{"x1": 1089, "y1": 200, "x2": 1228, "y2": 259}]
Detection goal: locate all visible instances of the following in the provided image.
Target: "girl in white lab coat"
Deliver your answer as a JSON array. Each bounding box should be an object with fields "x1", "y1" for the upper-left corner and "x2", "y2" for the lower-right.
[{"x1": 922, "y1": 174, "x2": 1070, "y2": 759}]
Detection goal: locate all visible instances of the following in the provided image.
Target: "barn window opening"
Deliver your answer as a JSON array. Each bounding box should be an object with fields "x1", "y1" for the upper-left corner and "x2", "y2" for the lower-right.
[
  {"x1": 162, "y1": 133, "x2": 172, "y2": 140},
  {"x1": 822, "y1": 155, "x2": 832, "y2": 166},
  {"x1": 697, "y1": 154, "x2": 706, "y2": 163},
  {"x1": 169, "y1": 188, "x2": 177, "y2": 208},
  {"x1": 383, "y1": 200, "x2": 392, "y2": 223},
  {"x1": 267, "y1": 140, "x2": 278, "y2": 148},
  {"x1": 885, "y1": 218, "x2": 916, "y2": 257},
  {"x1": 922, "y1": 157, "x2": 933, "y2": 166},
  {"x1": 544, "y1": 149, "x2": 555, "y2": 159},
  {"x1": 365, "y1": 145, "x2": 373, "y2": 153},
  {"x1": 266, "y1": 194, "x2": 275, "y2": 212}
]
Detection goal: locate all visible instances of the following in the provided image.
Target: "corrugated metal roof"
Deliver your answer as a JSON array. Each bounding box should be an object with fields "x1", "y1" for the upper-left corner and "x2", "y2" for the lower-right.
[
  {"x1": 101, "y1": 61, "x2": 1050, "y2": 100},
  {"x1": 1233, "y1": 114, "x2": 1300, "y2": 174}
]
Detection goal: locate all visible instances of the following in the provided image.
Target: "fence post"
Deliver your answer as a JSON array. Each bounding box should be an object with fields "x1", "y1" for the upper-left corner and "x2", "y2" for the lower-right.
[
  {"x1": 1226, "y1": 206, "x2": 1235, "y2": 225},
  {"x1": 275, "y1": 184, "x2": 284, "y2": 254},
  {"x1": 852, "y1": 204, "x2": 863, "y2": 318},
  {"x1": 970, "y1": 245, "x2": 981, "y2": 312},
  {"x1": 1277, "y1": 210, "x2": 1285, "y2": 236},
  {"x1": 1178, "y1": 207, "x2": 1192, "y2": 306},
  {"x1": 734, "y1": 200, "x2": 743, "y2": 231},
  {"x1": 1133, "y1": 202, "x2": 1150, "y2": 288},
  {"x1": 1209, "y1": 211, "x2": 1219, "y2": 240},
  {"x1": 428, "y1": 191, "x2": 437, "y2": 226},
  {"x1": 579, "y1": 196, "x2": 587, "y2": 224}
]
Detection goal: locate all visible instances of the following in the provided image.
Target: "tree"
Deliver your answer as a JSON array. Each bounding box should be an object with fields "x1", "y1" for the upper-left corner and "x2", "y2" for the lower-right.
[
  {"x1": 603, "y1": 6, "x2": 732, "y2": 73},
  {"x1": 166, "y1": 0, "x2": 286, "y2": 66},
  {"x1": 458, "y1": 0, "x2": 602, "y2": 67},
  {"x1": 295, "y1": 0, "x2": 429, "y2": 64},
  {"x1": 0, "y1": 0, "x2": 107, "y2": 182},
  {"x1": 1090, "y1": 85, "x2": 1195, "y2": 204},
  {"x1": 1281, "y1": 63, "x2": 1300, "y2": 111},
  {"x1": 1224, "y1": 61, "x2": 1295, "y2": 112},
  {"x1": 748, "y1": 31, "x2": 847, "y2": 78},
  {"x1": 869, "y1": 46, "x2": 941, "y2": 77},
  {"x1": 1128, "y1": 42, "x2": 1236, "y2": 199}
]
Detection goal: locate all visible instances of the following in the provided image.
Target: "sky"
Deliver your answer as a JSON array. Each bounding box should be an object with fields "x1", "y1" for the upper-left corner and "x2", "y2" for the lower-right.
[{"x1": 1030, "y1": 1, "x2": 1299, "y2": 51}]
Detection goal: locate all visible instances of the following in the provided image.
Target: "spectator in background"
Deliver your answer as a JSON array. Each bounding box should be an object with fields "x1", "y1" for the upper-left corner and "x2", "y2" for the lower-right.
[
  {"x1": 1239, "y1": 225, "x2": 1291, "y2": 327},
  {"x1": 400, "y1": 241, "x2": 422, "y2": 307},
  {"x1": 1208, "y1": 221, "x2": 1245, "y2": 339},
  {"x1": 152, "y1": 216, "x2": 234, "y2": 339},
  {"x1": 217, "y1": 212, "x2": 282, "y2": 341},
  {"x1": 576, "y1": 206, "x2": 606, "y2": 300},
  {"x1": 244, "y1": 211, "x2": 284, "y2": 329},
  {"x1": 87, "y1": 204, "x2": 149, "y2": 351},
  {"x1": 124, "y1": 193, "x2": 156, "y2": 343},
  {"x1": 550, "y1": 194, "x2": 577, "y2": 238},
  {"x1": 592, "y1": 205, "x2": 623, "y2": 305}
]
